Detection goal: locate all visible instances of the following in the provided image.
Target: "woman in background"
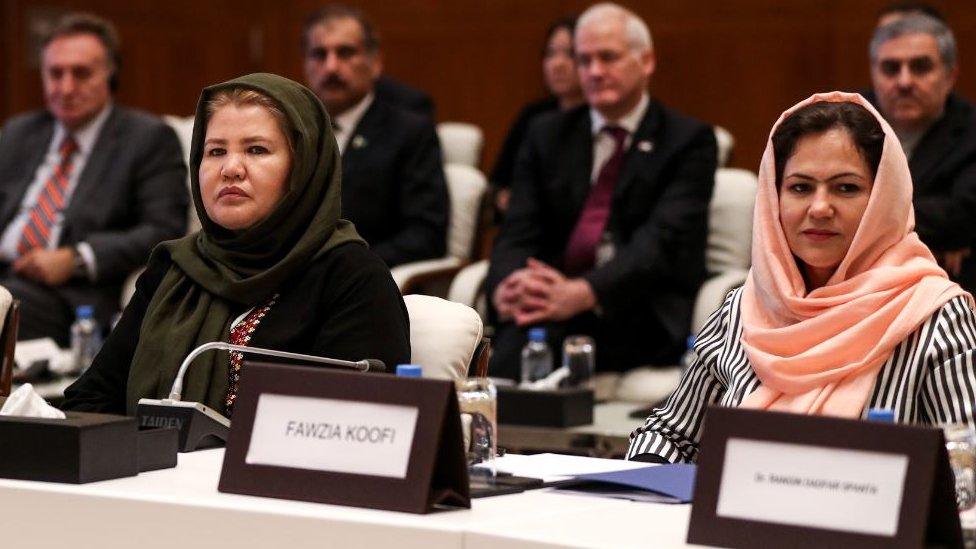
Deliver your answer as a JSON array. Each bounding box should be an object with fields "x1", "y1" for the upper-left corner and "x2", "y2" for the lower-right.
[
  {"x1": 628, "y1": 92, "x2": 976, "y2": 464},
  {"x1": 490, "y1": 16, "x2": 584, "y2": 216},
  {"x1": 63, "y1": 73, "x2": 409, "y2": 417}
]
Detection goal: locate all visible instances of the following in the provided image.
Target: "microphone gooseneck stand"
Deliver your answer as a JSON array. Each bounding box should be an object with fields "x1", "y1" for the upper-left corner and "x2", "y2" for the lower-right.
[{"x1": 137, "y1": 342, "x2": 386, "y2": 452}]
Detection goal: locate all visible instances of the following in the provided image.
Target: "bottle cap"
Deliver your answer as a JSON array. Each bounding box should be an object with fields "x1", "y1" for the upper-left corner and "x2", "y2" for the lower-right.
[
  {"x1": 866, "y1": 408, "x2": 895, "y2": 422},
  {"x1": 395, "y1": 364, "x2": 423, "y2": 378},
  {"x1": 528, "y1": 327, "x2": 546, "y2": 341},
  {"x1": 75, "y1": 305, "x2": 94, "y2": 319}
]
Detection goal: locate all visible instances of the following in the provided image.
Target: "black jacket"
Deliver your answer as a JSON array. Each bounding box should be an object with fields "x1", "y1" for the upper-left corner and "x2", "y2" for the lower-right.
[
  {"x1": 490, "y1": 97, "x2": 559, "y2": 190},
  {"x1": 61, "y1": 242, "x2": 411, "y2": 415},
  {"x1": 867, "y1": 92, "x2": 976, "y2": 291},
  {"x1": 487, "y1": 100, "x2": 717, "y2": 347},
  {"x1": 374, "y1": 76, "x2": 435, "y2": 121},
  {"x1": 341, "y1": 100, "x2": 449, "y2": 267}
]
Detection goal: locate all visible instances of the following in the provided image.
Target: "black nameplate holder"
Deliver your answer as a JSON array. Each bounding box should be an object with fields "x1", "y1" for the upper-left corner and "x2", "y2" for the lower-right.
[
  {"x1": 688, "y1": 406, "x2": 962, "y2": 549},
  {"x1": 218, "y1": 361, "x2": 470, "y2": 514}
]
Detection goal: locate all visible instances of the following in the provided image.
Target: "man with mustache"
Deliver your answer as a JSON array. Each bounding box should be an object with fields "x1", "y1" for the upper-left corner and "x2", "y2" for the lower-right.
[
  {"x1": 868, "y1": 13, "x2": 976, "y2": 291},
  {"x1": 0, "y1": 13, "x2": 187, "y2": 345},
  {"x1": 302, "y1": 4, "x2": 448, "y2": 268}
]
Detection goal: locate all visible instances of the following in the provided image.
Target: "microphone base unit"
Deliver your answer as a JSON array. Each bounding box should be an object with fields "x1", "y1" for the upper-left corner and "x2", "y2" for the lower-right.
[{"x1": 137, "y1": 398, "x2": 230, "y2": 453}]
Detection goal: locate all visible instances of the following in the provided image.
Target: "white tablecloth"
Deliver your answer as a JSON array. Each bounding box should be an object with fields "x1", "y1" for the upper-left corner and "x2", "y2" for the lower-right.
[{"x1": 0, "y1": 448, "x2": 700, "y2": 548}]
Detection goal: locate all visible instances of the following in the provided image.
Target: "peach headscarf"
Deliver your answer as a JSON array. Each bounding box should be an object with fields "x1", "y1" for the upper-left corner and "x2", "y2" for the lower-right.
[{"x1": 739, "y1": 91, "x2": 972, "y2": 418}]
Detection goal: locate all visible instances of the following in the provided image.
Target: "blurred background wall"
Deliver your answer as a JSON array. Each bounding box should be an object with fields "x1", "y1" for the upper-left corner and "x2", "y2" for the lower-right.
[{"x1": 3, "y1": 0, "x2": 976, "y2": 172}]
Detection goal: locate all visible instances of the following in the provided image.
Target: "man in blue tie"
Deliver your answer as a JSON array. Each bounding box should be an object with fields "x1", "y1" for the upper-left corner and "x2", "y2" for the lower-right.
[
  {"x1": 0, "y1": 13, "x2": 188, "y2": 344},
  {"x1": 486, "y1": 2, "x2": 717, "y2": 380}
]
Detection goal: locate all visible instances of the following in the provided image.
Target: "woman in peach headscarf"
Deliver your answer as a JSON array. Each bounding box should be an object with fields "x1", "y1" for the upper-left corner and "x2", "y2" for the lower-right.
[{"x1": 627, "y1": 92, "x2": 976, "y2": 464}]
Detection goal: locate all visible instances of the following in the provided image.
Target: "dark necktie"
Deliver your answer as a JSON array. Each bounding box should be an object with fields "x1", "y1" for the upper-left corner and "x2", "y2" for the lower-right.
[
  {"x1": 563, "y1": 125, "x2": 628, "y2": 275},
  {"x1": 18, "y1": 135, "x2": 78, "y2": 255}
]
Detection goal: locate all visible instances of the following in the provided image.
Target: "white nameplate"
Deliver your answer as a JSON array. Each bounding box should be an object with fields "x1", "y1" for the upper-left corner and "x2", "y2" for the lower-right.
[
  {"x1": 245, "y1": 393, "x2": 419, "y2": 479},
  {"x1": 716, "y1": 438, "x2": 908, "y2": 536}
]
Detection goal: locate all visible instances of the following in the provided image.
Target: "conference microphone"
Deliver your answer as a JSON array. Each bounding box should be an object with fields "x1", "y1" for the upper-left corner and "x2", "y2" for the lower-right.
[
  {"x1": 137, "y1": 342, "x2": 387, "y2": 452},
  {"x1": 169, "y1": 342, "x2": 386, "y2": 401}
]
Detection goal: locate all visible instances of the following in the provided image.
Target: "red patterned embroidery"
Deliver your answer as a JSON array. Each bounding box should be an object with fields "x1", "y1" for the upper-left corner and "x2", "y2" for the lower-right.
[{"x1": 225, "y1": 295, "x2": 277, "y2": 416}]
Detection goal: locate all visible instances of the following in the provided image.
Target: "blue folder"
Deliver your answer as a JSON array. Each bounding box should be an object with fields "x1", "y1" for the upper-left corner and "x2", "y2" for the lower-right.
[{"x1": 559, "y1": 464, "x2": 697, "y2": 504}]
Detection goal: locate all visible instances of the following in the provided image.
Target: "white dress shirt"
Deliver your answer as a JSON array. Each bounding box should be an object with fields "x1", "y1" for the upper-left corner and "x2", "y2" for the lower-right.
[
  {"x1": 588, "y1": 92, "x2": 650, "y2": 182},
  {"x1": 0, "y1": 104, "x2": 113, "y2": 279},
  {"x1": 333, "y1": 93, "x2": 374, "y2": 155}
]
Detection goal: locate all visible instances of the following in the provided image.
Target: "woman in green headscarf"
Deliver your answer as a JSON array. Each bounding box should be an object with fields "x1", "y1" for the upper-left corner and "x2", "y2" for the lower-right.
[{"x1": 62, "y1": 73, "x2": 410, "y2": 417}]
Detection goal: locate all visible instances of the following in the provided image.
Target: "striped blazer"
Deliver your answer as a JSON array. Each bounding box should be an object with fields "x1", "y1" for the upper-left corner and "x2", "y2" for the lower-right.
[{"x1": 627, "y1": 287, "x2": 976, "y2": 463}]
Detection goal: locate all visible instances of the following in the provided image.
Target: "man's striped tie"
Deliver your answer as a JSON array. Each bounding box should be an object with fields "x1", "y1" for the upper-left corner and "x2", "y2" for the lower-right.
[{"x1": 17, "y1": 135, "x2": 78, "y2": 255}]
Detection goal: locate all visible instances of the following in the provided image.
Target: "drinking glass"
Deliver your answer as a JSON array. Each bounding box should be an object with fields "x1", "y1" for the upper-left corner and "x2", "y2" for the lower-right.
[
  {"x1": 456, "y1": 377, "x2": 497, "y2": 480},
  {"x1": 944, "y1": 423, "x2": 976, "y2": 512},
  {"x1": 562, "y1": 335, "x2": 596, "y2": 387}
]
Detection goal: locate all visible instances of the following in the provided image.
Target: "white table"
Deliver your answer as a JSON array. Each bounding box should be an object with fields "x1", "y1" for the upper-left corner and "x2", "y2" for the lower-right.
[{"x1": 0, "y1": 449, "x2": 699, "y2": 548}]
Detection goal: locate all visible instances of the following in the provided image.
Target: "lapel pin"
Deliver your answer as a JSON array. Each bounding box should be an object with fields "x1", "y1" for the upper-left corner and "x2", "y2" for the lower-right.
[
  {"x1": 637, "y1": 140, "x2": 654, "y2": 153},
  {"x1": 352, "y1": 135, "x2": 367, "y2": 149}
]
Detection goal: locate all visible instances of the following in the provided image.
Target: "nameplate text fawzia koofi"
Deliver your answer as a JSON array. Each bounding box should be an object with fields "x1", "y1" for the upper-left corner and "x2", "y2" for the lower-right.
[{"x1": 245, "y1": 393, "x2": 419, "y2": 478}]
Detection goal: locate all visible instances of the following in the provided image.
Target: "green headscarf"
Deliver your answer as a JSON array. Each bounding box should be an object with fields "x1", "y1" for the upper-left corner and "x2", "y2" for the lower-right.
[{"x1": 125, "y1": 73, "x2": 363, "y2": 414}]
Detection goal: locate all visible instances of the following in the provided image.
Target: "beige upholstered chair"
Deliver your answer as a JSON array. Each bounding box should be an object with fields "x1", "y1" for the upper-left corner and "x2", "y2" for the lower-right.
[
  {"x1": 690, "y1": 167, "x2": 758, "y2": 332},
  {"x1": 0, "y1": 286, "x2": 19, "y2": 397},
  {"x1": 391, "y1": 163, "x2": 488, "y2": 295},
  {"x1": 403, "y1": 294, "x2": 483, "y2": 380},
  {"x1": 437, "y1": 122, "x2": 483, "y2": 168},
  {"x1": 447, "y1": 259, "x2": 489, "y2": 319},
  {"x1": 162, "y1": 115, "x2": 201, "y2": 233},
  {"x1": 121, "y1": 115, "x2": 198, "y2": 308},
  {"x1": 714, "y1": 125, "x2": 735, "y2": 168},
  {"x1": 616, "y1": 167, "x2": 758, "y2": 402}
]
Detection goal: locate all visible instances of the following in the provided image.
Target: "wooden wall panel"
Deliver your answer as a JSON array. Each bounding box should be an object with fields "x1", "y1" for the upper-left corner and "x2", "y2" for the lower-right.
[{"x1": 4, "y1": 0, "x2": 976, "y2": 174}]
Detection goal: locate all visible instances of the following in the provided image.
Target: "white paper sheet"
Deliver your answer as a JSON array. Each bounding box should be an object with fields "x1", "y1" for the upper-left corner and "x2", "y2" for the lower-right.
[{"x1": 478, "y1": 452, "x2": 653, "y2": 484}]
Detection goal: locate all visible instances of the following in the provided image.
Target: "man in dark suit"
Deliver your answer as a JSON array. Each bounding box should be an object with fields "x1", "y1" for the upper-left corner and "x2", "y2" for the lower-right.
[
  {"x1": 303, "y1": 5, "x2": 448, "y2": 268},
  {"x1": 487, "y1": 3, "x2": 717, "y2": 380},
  {"x1": 0, "y1": 13, "x2": 187, "y2": 344},
  {"x1": 374, "y1": 76, "x2": 436, "y2": 121},
  {"x1": 868, "y1": 13, "x2": 976, "y2": 291}
]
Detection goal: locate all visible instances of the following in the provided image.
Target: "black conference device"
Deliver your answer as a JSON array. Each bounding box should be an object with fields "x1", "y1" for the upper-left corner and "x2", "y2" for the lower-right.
[{"x1": 136, "y1": 342, "x2": 386, "y2": 452}]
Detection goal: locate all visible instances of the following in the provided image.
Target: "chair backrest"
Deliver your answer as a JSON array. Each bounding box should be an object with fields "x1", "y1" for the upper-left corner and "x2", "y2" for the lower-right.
[
  {"x1": 403, "y1": 294, "x2": 483, "y2": 380},
  {"x1": 445, "y1": 163, "x2": 488, "y2": 261},
  {"x1": 162, "y1": 114, "x2": 202, "y2": 234},
  {"x1": 714, "y1": 125, "x2": 735, "y2": 168},
  {"x1": 0, "y1": 287, "x2": 18, "y2": 397},
  {"x1": 437, "y1": 122, "x2": 484, "y2": 168},
  {"x1": 707, "y1": 168, "x2": 758, "y2": 274},
  {"x1": 447, "y1": 259, "x2": 489, "y2": 319}
]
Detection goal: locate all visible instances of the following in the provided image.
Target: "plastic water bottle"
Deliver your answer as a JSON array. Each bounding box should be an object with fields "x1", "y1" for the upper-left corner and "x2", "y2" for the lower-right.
[
  {"x1": 520, "y1": 328, "x2": 553, "y2": 384},
  {"x1": 70, "y1": 305, "x2": 101, "y2": 373},
  {"x1": 680, "y1": 335, "x2": 697, "y2": 371}
]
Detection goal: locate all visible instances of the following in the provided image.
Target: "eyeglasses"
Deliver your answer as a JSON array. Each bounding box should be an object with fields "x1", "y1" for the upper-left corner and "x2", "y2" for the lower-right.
[{"x1": 877, "y1": 56, "x2": 937, "y2": 78}]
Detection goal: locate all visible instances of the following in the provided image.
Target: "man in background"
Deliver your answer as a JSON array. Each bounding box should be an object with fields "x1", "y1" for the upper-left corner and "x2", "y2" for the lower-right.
[
  {"x1": 303, "y1": 4, "x2": 448, "y2": 268},
  {"x1": 876, "y1": 1, "x2": 944, "y2": 28},
  {"x1": 0, "y1": 13, "x2": 188, "y2": 344},
  {"x1": 486, "y1": 3, "x2": 716, "y2": 379},
  {"x1": 375, "y1": 76, "x2": 435, "y2": 120},
  {"x1": 868, "y1": 13, "x2": 976, "y2": 291}
]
